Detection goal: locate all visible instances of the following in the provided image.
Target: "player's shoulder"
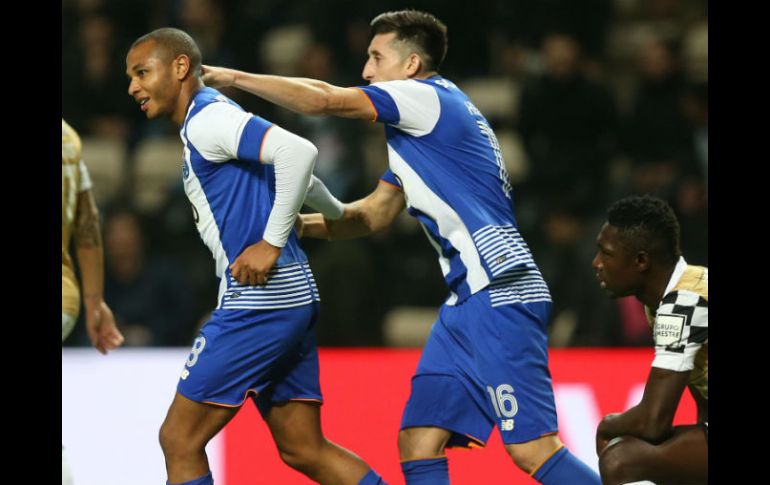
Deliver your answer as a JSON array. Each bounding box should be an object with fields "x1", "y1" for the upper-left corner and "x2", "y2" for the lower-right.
[
  {"x1": 672, "y1": 265, "x2": 708, "y2": 302},
  {"x1": 186, "y1": 89, "x2": 250, "y2": 138},
  {"x1": 189, "y1": 88, "x2": 244, "y2": 120},
  {"x1": 660, "y1": 288, "x2": 707, "y2": 311},
  {"x1": 371, "y1": 78, "x2": 444, "y2": 97},
  {"x1": 658, "y1": 285, "x2": 707, "y2": 332}
]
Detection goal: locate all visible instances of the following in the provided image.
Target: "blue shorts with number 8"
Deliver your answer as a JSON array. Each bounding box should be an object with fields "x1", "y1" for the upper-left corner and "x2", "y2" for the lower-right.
[{"x1": 177, "y1": 303, "x2": 322, "y2": 416}]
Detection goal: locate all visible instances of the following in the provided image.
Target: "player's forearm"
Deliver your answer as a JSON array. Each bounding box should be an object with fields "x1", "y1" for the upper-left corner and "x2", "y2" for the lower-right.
[
  {"x1": 299, "y1": 209, "x2": 373, "y2": 240},
  {"x1": 74, "y1": 191, "x2": 105, "y2": 303},
  {"x1": 598, "y1": 405, "x2": 671, "y2": 445},
  {"x1": 232, "y1": 71, "x2": 338, "y2": 116},
  {"x1": 325, "y1": 201, "x2": 384, "y2": 240},
  {"x1": 76, "y1": 246, "x2": 105, "y2": 305},
  {"x1": 299, "y1": 213, "x2": 331, "y2": 239}
]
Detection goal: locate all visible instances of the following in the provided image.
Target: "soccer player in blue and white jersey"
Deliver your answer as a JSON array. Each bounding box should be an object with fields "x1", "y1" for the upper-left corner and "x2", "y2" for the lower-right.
[
  {"x1": 593, "y1": 195, "x2": 708, "y2": 485},
  {"x1": 125, "y1": 28, "x2": 385, "y2": 485},
  {"x1": 202, "y1": 10, "x2": 600, "y2": 485}
]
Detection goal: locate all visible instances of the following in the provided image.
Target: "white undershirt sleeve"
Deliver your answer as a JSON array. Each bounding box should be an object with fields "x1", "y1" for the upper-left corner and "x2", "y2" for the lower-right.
[
  {"x1": 304, "y1": 175, "x2": 344, "y2": 220},
  {"x1": 259, "y1": 126, "x2": 318, "y2": 247}
]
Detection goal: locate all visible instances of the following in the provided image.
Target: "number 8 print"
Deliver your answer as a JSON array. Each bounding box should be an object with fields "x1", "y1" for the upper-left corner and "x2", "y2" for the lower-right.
[{"x1": 186, "y1": 336, "x2": 206, "y2": 367}]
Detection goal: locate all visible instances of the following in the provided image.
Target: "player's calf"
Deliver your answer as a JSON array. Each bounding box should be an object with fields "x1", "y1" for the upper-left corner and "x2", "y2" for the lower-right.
[{"x1": 507, "y1": 435, "x2": 601, "y2": 485}]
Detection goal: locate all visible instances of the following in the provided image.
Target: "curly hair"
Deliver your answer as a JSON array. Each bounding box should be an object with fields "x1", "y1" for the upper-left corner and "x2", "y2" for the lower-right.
[{"x1": 607, "y1": 195, "x2": 681, "y2": 264}]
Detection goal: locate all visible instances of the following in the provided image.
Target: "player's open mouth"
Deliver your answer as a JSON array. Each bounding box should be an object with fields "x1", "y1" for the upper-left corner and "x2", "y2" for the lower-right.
[{"x1": 138, "y1": 98, "x2": 149, "y2": 112}]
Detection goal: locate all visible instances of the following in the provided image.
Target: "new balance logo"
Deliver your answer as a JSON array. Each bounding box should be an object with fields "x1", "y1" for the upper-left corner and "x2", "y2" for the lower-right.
[
  {"x1": 501, "y1": 419, "x2": 514, "y2": 431},
  {"x1": 180, "y1": 368, "x2": 190, "y2": 380}
]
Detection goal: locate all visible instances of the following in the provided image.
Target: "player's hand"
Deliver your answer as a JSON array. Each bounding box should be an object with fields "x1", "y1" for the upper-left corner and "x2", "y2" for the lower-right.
[
  {"x1": 85, "y1": 299, "x2": 124, "y2": 355},
  {"x1": 201, "y1": 65, "x2": 237, "y2": 89},
  {"x1": 230, "y1": 240, "x2": 282, "y2": 286}
]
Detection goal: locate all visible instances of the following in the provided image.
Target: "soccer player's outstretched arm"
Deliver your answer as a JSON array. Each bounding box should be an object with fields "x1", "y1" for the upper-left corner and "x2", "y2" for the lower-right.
[{"x1": 201, "y1": 65, "x2": 376, "y2": 120}]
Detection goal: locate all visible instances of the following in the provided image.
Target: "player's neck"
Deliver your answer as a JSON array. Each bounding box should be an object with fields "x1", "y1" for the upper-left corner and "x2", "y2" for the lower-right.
[
  {"x1": 413, "y1": 70, "x2": 439, "y2": 80},
  {"x1": 172, "y1": 79, "x2": 205, "y2": 126},
  {"x1": 637, "y1": 263, "x2": 677, "y2": 308}
]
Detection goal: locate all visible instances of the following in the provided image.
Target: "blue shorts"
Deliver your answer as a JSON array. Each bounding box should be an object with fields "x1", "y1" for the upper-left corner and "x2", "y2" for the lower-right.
[
  {"x1": 401, "y1": 289, "x2": 558, "y2": 447},
  {"x1": 177, "y1": 302, "x2": 322, "y2": 416}
]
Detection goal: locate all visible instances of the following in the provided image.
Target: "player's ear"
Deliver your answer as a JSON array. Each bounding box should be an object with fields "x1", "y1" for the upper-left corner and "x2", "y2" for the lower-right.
[
  {"x1": 635, "y1": 251, "x2": 651, "y2": 272},
  {"x1": 174, "y1": 55, "x2": 191, "y2": 80},
  {"x1": 405, "y1": 53, "x2": 422, "y2": 77}
]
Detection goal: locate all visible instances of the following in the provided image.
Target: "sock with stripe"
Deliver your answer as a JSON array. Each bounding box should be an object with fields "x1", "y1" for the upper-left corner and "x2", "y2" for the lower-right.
[{"x1": 532, "y1": 447, "x2": 601, "y2": 485}]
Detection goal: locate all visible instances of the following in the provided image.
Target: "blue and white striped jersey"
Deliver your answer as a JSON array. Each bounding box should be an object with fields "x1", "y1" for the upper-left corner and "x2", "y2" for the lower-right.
[
  {"x1": 180, "y1": 87, "x2": 319, "y2": 310},
  {"x1": 358, "y1": 77, "x2": 551, "y2": 306}
]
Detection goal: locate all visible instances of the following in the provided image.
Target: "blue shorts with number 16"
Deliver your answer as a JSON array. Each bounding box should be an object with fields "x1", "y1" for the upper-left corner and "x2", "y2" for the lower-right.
[{"x1": 401, "y1": 288, "x2": 558, "y2": 447}]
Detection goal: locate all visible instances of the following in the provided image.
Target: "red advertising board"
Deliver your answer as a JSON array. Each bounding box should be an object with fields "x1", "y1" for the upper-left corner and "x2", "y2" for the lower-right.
[{"x1": 223, "y1": 348, "x2": 696, "y2": 485}]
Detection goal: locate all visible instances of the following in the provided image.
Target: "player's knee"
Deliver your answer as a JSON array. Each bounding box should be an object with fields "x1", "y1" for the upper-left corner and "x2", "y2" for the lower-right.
[
  {"x1": 159, "y1": 423, "x2": 179, "y2": 457},
  {"x1": 598, "y1": 438, "x2": 634, "y2": 485},
  {"x1": 505, "y1": 435, "x2": 563, "y2": 474},
  {"x1": 159, "y1": 421, "x2": 200, "y2": 459},
  {"x1": 276, "y1": 440, "x2": 323, "y2": 474}
]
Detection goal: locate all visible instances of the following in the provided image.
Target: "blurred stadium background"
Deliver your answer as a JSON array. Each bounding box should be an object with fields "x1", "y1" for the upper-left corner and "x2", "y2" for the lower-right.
[{"x1": 62, "y1": 0, "x2": 707, "y2": 483}]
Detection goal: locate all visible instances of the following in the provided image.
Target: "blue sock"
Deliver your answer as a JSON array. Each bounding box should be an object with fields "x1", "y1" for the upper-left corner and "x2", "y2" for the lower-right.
[
  {"x1": 401, "y1": 457, "x2": 449, "y2": 485},
  {"x1": 532, "y1": 448, "x2": 601, "y2": 485},
  {"x1": 358, "y1": 468, "x2": 387, "y2": 485},
  {"x1": 167, "y1": 471, "x2": 213, "y2": 485}
]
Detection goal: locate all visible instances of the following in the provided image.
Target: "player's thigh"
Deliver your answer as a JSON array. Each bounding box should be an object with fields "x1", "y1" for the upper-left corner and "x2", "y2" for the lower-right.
[
  {"x1": 179, "y1": 306, "x2": 314, "y2": 406},
  {"x1": 398, "y1": 426, "x2": 453, "y2": 460},
  {"x1": 402, "y1": 311, "x2": 495, "y2": 451},
  {"x1": 161, "y1": 391, "x2": 239, "y2": 446},
  {"x1": 252, "y1": 304, "x2": 323, "y2": 416},
  {"x1": 466, "y1": 299, "x2": 558, "y2": 444}
]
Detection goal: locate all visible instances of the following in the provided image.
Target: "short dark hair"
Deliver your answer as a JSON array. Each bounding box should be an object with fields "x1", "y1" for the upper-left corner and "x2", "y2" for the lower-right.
[
  {"x1": 131, "y1": 28, "x2": 202, "y2": 77},
  {"x1": 607, "y1": 195, "x2": 682, "y2": 264},
  {"x1": 370, "y1": 10, "x2": 448, "y2": 72}
]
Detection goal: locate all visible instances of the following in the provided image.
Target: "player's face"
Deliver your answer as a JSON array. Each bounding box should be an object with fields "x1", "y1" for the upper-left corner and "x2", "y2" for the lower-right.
[
  {"x1": 362, "y1": 33, "x2": 413, "y2": 83},
  {"x1": 592, "y1": 223, "x2": 641, "y2": 298},
  {"x1": 126, "y1": 40, "x2": 179, "y2": 120}
]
